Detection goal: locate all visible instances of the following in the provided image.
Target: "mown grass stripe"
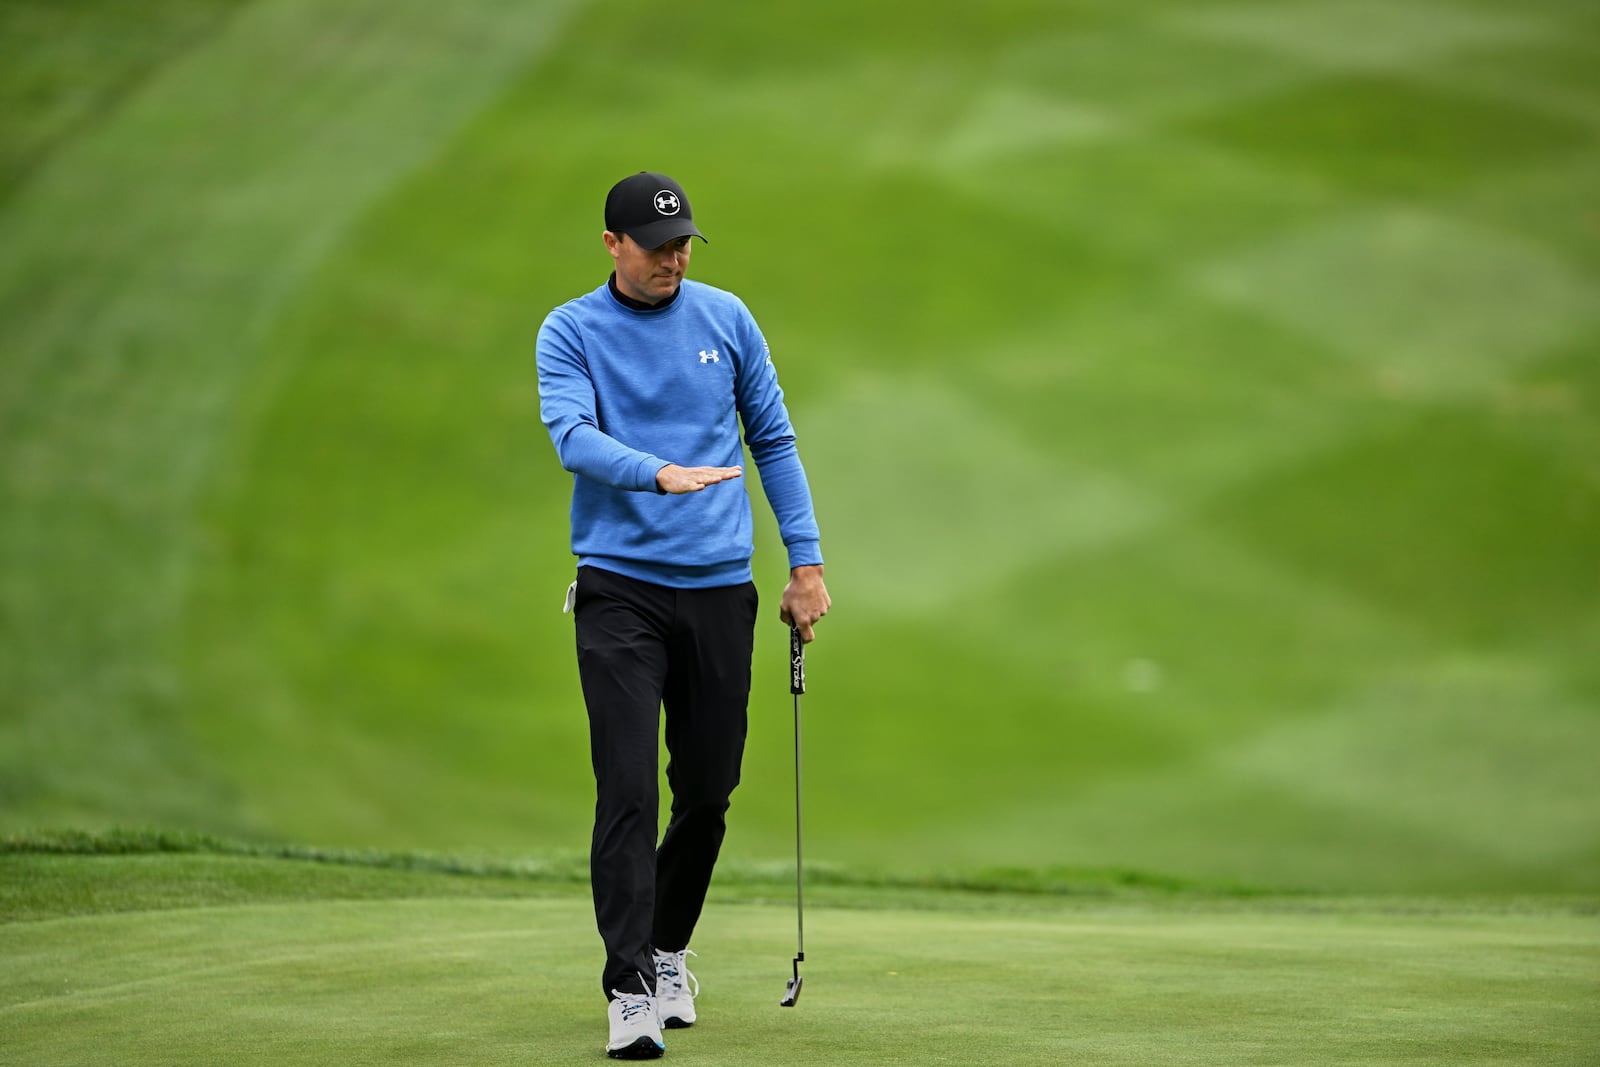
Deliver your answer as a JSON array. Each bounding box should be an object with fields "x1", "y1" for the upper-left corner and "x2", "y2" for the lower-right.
[{"x1": 0, "y1": 0, "x2": 584, "y2": 829}]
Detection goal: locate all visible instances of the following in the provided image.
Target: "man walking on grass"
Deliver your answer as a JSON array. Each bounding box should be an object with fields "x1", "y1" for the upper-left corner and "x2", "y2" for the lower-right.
[{"x1": 536, "y1": 171, "x2": 830, "y2": 1059}]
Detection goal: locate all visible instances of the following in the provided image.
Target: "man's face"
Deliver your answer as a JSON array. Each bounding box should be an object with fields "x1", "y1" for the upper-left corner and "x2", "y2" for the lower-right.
[{"x1": 605, "y1": 231, "x2": 692, "y2": 305}]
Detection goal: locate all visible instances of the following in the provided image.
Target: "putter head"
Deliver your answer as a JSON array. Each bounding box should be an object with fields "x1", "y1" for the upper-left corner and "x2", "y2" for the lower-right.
[{"x1": 780, "y1": 974, "x2": 803, "y2": 1007}]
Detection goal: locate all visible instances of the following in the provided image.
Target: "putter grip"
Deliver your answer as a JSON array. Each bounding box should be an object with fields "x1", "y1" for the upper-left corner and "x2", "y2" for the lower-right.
[{"x1": 790, "y1": 625, "x2": 805, "y2": 695}]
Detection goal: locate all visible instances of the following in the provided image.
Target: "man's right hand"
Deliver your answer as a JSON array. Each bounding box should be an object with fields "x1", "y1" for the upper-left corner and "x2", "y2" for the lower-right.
[{"x1": 656, "y1": 463, "x2": 743, "y2": 494}]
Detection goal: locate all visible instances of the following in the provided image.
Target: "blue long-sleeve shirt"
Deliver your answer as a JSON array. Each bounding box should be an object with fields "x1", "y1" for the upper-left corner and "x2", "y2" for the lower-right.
[{"x1": 536, "y1": 278, "x2": 823, "y2": 588}]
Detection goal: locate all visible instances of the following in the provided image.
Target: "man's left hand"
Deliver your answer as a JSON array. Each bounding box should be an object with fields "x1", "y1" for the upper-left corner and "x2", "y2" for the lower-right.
[{"x1": 779, "y1": 564, "x2": 830, "y2": 643}]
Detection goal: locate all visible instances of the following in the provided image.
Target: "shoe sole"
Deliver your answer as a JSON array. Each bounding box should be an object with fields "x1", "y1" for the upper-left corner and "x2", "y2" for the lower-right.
[
  {"x1": 606, "y1": 1036, "x2": 664, "y2": 1060},
  {"x1": 661, "y1": 1016, "x2": 694, "y2": 1030}
]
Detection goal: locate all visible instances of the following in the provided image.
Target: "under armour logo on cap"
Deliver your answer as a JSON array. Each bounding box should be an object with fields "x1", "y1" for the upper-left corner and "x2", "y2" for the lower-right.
[{"x1": 605, "y1": 171, "x2": 707, "y2": 249}]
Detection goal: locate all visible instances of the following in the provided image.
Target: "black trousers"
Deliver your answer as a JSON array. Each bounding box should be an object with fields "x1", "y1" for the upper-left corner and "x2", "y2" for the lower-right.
[{"x1": 573, "y1": 565, "x2": 758, "y2": 998}]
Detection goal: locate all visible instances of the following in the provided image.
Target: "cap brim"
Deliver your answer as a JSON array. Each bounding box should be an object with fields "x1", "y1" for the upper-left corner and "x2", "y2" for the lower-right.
[{"x1": 625, "y1": 219, "x2": 707, "y2": 248}]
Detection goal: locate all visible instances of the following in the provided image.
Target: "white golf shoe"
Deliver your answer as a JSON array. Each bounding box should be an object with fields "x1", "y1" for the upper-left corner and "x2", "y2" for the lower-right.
[
  {"x1": 653, "y1": 948, "x2": 699, "y2": 1028},
  {"x1": 606, "y1": 989, "x2": 664, "y2": 1059}
]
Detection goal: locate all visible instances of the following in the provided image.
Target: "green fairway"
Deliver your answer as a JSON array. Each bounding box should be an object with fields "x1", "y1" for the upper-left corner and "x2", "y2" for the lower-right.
[
  {"x1": 5, "y1": 0, "x2": 1597, "y2": 895},
  {"x1": 3, "y1": 850, "x2": 1597, "y2": 1066}
]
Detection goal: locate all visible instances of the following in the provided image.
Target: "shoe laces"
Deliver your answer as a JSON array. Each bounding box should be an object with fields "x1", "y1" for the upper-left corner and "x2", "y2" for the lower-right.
[
  {"x1": 611, "y1": 988, "x2": 654, "y2": 1022},
  {"x1": 655, "y1": 949, "x2": 698, "y2": 1000}
]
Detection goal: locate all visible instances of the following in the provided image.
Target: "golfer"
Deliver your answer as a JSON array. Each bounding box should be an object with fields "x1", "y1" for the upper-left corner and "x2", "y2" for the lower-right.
[{"x1": 536, "y1": 171, "x2": 830, "y2": 1059}]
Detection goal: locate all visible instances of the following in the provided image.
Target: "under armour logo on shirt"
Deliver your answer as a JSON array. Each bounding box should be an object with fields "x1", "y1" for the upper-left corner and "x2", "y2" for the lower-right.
[{"x1": 699, "y1": 350, "x2": 720, "y2": 364}]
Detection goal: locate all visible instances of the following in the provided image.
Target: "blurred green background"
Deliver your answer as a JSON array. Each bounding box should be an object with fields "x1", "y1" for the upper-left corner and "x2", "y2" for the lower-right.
[{"x1": 2, "y1": 0, "x2": 1597, "y2": 895}]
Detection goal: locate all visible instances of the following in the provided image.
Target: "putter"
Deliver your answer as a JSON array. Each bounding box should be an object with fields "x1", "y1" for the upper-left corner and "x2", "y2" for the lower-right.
[{"x1": 780, "y1": 623, "x2": 806, "y2": 1007}]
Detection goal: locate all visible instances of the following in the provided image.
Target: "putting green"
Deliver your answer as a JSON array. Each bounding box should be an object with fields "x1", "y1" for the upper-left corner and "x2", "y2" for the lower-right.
[{"x1": 2, "y1": 856, "x2": 1595, "y2": 1066}]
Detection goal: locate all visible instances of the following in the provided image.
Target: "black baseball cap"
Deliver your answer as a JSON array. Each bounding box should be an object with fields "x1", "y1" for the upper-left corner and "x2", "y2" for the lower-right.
[{"x1": 604, "y1": 171, "x2": 707, "y2": 249}]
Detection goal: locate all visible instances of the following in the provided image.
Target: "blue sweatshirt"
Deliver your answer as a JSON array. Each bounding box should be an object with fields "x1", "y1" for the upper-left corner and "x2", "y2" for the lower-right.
[{"x1": 536, "y1": 277, "x2": 823, "y2": 588}]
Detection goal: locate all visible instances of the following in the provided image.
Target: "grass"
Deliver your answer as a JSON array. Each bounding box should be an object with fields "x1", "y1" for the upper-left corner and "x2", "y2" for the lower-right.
[
  {"x1": 2, "y1": 0, "x2": 1599, "y2": 1060},
  {"x1": 3, "y1": 0, "x2": 1597, "y2": 893},
  {"x1": 0, "y1": 828, "x2": 1290, "y2": 922},
  {"x1": 3, "y1": 842, "x2": 1597, "y2": 1066}
]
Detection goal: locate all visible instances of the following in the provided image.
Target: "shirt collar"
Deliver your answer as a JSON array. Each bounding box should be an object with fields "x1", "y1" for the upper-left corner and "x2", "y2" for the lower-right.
[{"x1": 608, "y1": 272, "x2": 681, "y2": 311}]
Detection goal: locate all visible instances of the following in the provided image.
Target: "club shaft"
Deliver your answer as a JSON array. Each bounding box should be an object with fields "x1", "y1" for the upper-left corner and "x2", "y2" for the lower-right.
[{"x1": 792, "y1": 687, "x2": 805, "y2": 958}]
